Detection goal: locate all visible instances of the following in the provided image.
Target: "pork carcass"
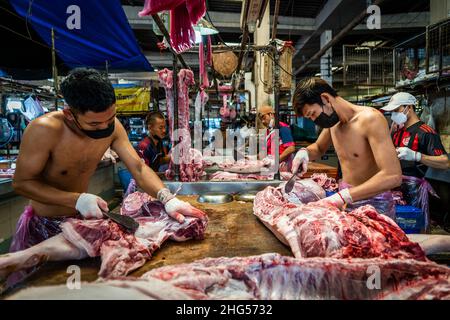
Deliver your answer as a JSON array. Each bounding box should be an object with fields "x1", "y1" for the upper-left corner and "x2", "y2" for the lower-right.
[
  {"x1": 166, "y1": 147, "x2": 206, "y2": 182},
  {"x1": 253, "y1": 183, "x2": 426, "y2": 260},
  {"x1": 9, "y1": 253, "x2": 450, "y2": 300},
  {"x1": 210, "y1": 171, "x2": 273, "y2": 181},
  {"x1": 143, "y1": 253, "x2": 450, "y2": 300},
  {"x1": 218, "y1": 157, "x2": 274, "y2": 173},
  {"x1": 159, "y1": 68, "x2": 206, "y2": 182},
  {"x1": 0, "y1": 192, "x2": 207, "y2": 290},
  {"x1": 310, "y1": 173, "x2": 339, "y2": 192}
]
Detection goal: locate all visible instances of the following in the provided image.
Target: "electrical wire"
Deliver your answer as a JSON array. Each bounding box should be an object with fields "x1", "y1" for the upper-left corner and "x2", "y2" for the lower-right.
[{"x1": 204, "y1": 2, "x2": 233, "y2": 49}]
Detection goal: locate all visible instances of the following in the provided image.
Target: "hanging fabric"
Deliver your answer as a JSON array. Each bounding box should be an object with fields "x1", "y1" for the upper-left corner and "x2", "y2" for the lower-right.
[{"x1": 139, "y1": 0, "x2": 206, "y2": 53}]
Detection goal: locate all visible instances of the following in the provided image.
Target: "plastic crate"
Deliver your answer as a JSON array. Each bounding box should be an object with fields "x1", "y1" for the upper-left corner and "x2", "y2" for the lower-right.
[
  {"x1": 118, "y1": 168, "x2": 132, "y2": 192},
  {"x1": 395, "y1": 205, "x2": 425, "y2": 234},
  {"x1": 325, "y1": 191, "x2": 336, "y2": 197}
]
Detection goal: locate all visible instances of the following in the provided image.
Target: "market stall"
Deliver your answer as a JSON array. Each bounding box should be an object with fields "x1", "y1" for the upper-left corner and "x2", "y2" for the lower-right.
[{"x1": 1, "y1": 0, "x2": 449, "y2": 303}]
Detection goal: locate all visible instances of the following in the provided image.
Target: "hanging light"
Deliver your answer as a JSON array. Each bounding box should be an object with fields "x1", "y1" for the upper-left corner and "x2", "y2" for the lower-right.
[
  {"x1": 193, "y1": 18, "x2": 219, "y2": 35},
  {"x1": 195, "y1": 30, "x2": 203, "y2": 44}
]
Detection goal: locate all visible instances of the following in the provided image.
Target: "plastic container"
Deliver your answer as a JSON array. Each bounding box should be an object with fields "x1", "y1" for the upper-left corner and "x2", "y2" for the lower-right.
[
  {"x1": 325, "y1": 191, "x2": 336, "y2": 197},
  {"x1": 118, "y1": 168, "x2": 132, "y2": 193},
  {"x1": 395, "y1": 205, "x2": 425, "y2": 234}
]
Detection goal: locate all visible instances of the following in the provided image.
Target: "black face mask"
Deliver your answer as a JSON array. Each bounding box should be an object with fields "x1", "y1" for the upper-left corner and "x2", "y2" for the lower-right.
[
  {"x1": 314, "y1": 104, "x2": 339, "y2": 128},
  {"x1": 71, "y1": 112, "x2": 115, "y2": 139}
]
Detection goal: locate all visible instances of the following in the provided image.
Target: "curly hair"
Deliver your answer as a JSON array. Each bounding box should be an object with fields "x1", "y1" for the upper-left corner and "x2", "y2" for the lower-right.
[{"x1": 61, "y1": 68, "x2": 116, "y2": 114}]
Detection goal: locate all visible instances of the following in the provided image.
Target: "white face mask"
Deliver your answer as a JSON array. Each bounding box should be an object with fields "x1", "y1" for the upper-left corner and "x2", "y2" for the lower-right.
[
  {"x1": 391, "y1": 107, "x2": 409, "y2": 125},
  {"x1": 268, "y1": 118, "x2": 274, "y2": 129}
]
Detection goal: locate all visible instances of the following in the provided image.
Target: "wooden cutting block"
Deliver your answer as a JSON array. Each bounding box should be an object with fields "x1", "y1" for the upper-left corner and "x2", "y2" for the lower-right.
[{"x1": 302, "y1": 162, "x2": 338, "y2": 179}]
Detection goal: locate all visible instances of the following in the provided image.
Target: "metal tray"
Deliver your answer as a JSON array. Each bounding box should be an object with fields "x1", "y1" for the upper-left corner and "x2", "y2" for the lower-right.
[
  {"x1": 234, "y1": 193, "x2": 258, "y2": 202},
  {"x1": 163, "y1": 180, "x2": 281, "y2": 195},
  {"x1": 197, "y1": 193, "x2": 234, "y2": 204}
]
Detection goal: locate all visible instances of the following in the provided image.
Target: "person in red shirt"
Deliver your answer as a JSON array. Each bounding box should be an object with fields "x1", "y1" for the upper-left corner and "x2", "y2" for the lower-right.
[
  {"x1": 258, "y1": 105, "x2": 296, "y2": 167},
  {"x1": 381, "y1": 92, "x2": 448, "y2": 178}
]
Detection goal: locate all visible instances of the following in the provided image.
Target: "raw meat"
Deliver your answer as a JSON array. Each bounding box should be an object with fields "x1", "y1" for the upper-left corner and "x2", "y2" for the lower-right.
[
  {"x1": 392, "y1": 190, "x2": 407, "y2": 205},
  {"x1": 253, "y1": 184, "x2": 427, "y2": 260},
  {"x1": 0, "y1": 192, "x2": 207, "y2": 288},
  {"x1": 143, "y1": 253, "x2": 450, "y2": 300},
  {"x1": 11, "y1": 253, "x2": 448, "y2": 300},
  {"x1": 218, "y1": 157, "x2": 274, "y2": 173},
  {"x1": 159, "y1": 68, "x2": 206, "y2": 182},
  {"x1": 210, "y1": 171, "x2": 273, "y2": 181},
  {"x1": 166, "y1": 147, "x2": 206, "y2": 182},
  {"x1": 63, "y1": 192, "x2": 207, "y2": 278},
  {"x1": 310, "y1": 173, "x2": 339, "y2": 192}
]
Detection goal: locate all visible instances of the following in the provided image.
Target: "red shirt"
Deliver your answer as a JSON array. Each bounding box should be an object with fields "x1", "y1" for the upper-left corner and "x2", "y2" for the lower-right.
[
  {"x1": 137, "y1": 136, "x2": 151, "y2": 166},
  {"x1": 392, "y1": 121, "x2": 447, "y2": 177},
  {"x1": 266, "y1": 122, "x2": 295, "y2": 160}
]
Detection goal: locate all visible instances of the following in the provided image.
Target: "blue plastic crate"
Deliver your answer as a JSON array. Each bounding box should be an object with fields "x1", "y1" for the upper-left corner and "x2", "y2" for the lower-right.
[
  {"x1": 325, "y1": 191, "x2": 336, "y2": 197},
  {"x1": 118, "y1": 168, "x2": 132, "y2": 192},
  {"x1": 395, "y1": 205, "x2": 425, "y2": 234}
]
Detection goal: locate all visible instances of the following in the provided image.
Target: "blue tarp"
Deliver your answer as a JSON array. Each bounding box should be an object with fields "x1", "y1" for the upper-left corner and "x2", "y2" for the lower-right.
[{"x1": 9, "y1": 0, "x2": 152, "y2": 72}]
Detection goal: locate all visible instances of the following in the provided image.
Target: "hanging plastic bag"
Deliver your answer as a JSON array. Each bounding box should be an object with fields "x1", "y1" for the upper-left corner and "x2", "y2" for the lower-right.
[
  {"x1": 339, "y1": 181, "x2": 396, "y2": 221},
  {"x1": 21, "y1": 96, "x2": 44, "y2": 122},
  {"x1": 400, "y1": 175, "x2": 439, "y2": 231}
]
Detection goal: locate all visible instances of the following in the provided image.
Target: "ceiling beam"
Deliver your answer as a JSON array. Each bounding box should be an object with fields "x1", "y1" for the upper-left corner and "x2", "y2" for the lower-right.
[{"x1": 122, "y1": 5, "x2": 315, "y2": 36}]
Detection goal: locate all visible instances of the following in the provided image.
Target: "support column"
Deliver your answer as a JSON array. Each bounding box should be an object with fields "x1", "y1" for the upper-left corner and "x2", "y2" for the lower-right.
[
  {"x1": 254, "y1": 0, "x2": 271, "y2": 113},
  {"x1": 320, "y1": 30, "x2": 333, "y2": 84},
  {"x1": 430, "y1": 0, "x2": 450, "y2": 24}
]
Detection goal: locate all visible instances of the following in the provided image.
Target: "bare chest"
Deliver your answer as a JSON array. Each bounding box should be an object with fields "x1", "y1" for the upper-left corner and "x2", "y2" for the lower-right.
[
  {"x1": 331, "y1": 124, "x2": 372, "y2": 162},
  {"x1": 44, "y1": 130, "x2": 112, "y2": 182}
]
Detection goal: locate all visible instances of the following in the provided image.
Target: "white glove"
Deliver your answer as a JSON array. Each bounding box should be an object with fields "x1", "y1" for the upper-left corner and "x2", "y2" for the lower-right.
[
  {"x1": 317, "y1": 188, "x2": 353, "y2": 209},
  {"x1": 157, "y1": 188, "x2": 206, "y2": 223},
  {"x1": 397, "y1": 147, "x2": 422, "y2": 162},
  {"x1": 75, "y1": 193, "x2": 108, "y2": 219},
  {"x1": 292, "y1": 148, "x2": 309, "y2": 176}
]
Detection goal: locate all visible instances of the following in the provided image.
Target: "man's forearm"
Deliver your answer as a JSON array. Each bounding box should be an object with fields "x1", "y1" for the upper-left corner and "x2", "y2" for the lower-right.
[
  {"x1": 280, "y1": 146, "x2": 295, "y2": 162},
  {"x1": 420, "y1": 154, "x2": 449, "y2": 170},
  {"x1": 306, "y1": 143, "x2": 325, "y2": 161},
  {"x1": 132, "y1": 163, "x2": 166, "y2": 198},
  {"x1": 12, "y1": 179, "x2": 80, "y2": 210},
  {"x1": 347, "y1": 171, "x2": 401, "y2": 202}
]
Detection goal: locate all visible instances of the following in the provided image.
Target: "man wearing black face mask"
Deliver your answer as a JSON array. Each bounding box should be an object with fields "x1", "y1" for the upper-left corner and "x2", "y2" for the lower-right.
[
  {"x1": 10, "y1": 68, "x2": 206, "y2": 253},
  {"x1": 291, "y1": 77, "x2": 402, "y2": 217}
]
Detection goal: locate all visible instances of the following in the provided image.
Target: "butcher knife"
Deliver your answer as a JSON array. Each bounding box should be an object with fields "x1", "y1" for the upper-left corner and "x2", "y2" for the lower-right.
[
  {"x1": 284, "y1": 165, "x2": 300, "y2": 193},
  {"x1": 102, "y1": 210, "x2": 139, "y2": 234}
]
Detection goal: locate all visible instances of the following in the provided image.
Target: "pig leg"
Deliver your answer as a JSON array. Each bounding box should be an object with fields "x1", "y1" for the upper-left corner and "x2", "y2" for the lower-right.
[
  {"x1": 407, "y1": 234, "x2": 450, "y2": 255},
  {"x1": 0, "y1": 234, "x2": 87, "y2": 283}
]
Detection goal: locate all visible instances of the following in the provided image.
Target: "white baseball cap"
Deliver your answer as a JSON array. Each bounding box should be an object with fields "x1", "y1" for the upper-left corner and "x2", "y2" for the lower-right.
[{"x1": 381, "y1": 92, "x2": 417, "y2": 112}]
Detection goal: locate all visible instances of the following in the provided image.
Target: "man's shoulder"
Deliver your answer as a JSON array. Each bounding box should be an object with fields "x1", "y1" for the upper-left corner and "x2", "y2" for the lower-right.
[
  {"x1": 417, "y1": 123, "x2": 437, "y2": 135},
  {"x1": 27, "y1": 111, "x2": 64, "y2": 135},
  {"x1": 358, "y1": 107, "x2": 386, "y2": 125}
]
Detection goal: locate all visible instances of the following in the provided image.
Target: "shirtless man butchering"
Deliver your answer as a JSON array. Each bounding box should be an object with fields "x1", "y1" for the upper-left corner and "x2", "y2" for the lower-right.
[
  {"x1": 0, "y1": 68, "x2": 205, "y2": 283},
  {"x1": 291, "y1": 77, "x2": 450, "y2": 254}
]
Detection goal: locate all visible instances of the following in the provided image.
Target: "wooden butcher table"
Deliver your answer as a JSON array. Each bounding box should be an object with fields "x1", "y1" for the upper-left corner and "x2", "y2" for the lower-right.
[{"x1": 11, "y1": 195, "x2": 292, "y2": 290}]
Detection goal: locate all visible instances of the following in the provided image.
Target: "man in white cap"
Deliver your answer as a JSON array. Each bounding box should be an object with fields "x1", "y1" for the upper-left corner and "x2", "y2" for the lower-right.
[
  {"x1": 382, "y1": 92, "x2": 449, "y2": 233},
  {"x1": 381, "y1": 92, "x2": 448, "y2": 178}
]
